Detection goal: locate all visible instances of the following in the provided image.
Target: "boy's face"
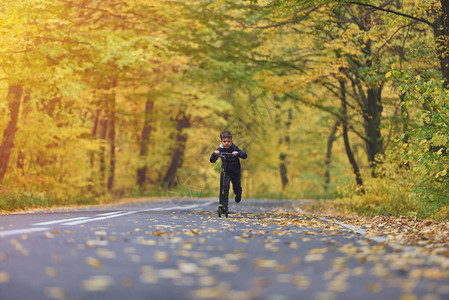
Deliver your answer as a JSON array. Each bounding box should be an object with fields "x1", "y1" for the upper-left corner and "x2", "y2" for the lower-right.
[{"x1": 221, "y1": 137, "x2": 232, "y2": 149}]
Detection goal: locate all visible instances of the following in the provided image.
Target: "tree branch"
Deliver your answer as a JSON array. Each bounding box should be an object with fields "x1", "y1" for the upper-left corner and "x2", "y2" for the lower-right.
[
  {"x1": 250, "y1": 6, "x2": 320, "y2": 29},
  {"x1": 36, "y1": 36, "x2": 91, "y2": 45},
  {"x1": 349, "y1": 1, "x2": 439, "y2": 31},
  {"x1": 285, "y1": 92, "x2": 368, "y2": 142}
]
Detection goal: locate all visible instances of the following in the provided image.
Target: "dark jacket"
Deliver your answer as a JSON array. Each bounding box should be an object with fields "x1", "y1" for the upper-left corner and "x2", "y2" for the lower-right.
[{"x1": 210, "y1": 144, "x2": 247, "y2": 174}]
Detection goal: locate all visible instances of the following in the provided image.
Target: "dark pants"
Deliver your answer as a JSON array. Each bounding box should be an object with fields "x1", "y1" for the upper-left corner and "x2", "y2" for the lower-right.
[{"x1": 219, "y1": 169, "x2": 242, "y2": 206}]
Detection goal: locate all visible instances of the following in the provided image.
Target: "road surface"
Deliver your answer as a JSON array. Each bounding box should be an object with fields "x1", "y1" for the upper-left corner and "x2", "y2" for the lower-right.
[{"x1": 0, "y1": 198, "x2": 448, "y2": 300}]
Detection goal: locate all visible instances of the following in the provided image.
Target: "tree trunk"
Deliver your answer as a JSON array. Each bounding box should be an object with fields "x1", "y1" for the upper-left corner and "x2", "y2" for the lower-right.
[
  {"x1": 435, "y1": 0, "x2": 449, "y2": 88},
  {"x1": 137, "y1": 97, "x2": 154, "y2": 187},
  {"x1": 107, "y1": 86, "x2": 117, "y2": 191},
  {"x1": 324, "y1": 120, "x2": 340, "y2": 187},
  {"x1": 0, "y1": 84, "x2": 23, "y2": 181},
  {"x1": 359, "y1": 37, "x2": 384, "y2": 175},
  {"x1": 365, "y1": 86, "x2": 383, "y2": 175},
  {"x1": 279, "y1": 153, "x2": 288, "y2": 189},
  {"x1": 278, "y1": 108, "x2": 291, "y2": 190},
  {"x1": 16, "y1": 89, "x2": 31, "y2": 174},
  {"x1": 87, "y1": 109, "x2": 101, "y2": 192},
  {"x1": 99, "y1": 117, "x2": 108, "y2": 182},
  {"x1": 90, "y1": 109, "x2": 101, "y2": 169},
  {"x1": 340, "y1": 78, "x2": 364, "y2": 191},
  {"x1": 162, "y1": 113, "x2": 190, "y2": 189}
]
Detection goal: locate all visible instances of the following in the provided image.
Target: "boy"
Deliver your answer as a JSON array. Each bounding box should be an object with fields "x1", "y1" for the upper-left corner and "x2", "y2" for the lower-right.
[{"x1": 210, "y1": 131, "x2": 247, "y2": 217}]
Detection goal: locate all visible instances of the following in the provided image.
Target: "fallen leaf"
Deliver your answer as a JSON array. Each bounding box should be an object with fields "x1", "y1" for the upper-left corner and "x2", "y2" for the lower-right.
[
  {"x1": 192, "y1": 283, "x2": 229, "y2": 299},
  {"x1": 152, "y1": 230, "x2": 168, "y2": 236},
  {"x1": 291, "y1": 257, "x2": 301, "y2": 264},
  {"x1": 45, "y1": 267, "x2": 59, "y2": 278},
  {"x1": 184, "y1": 229, "x2": 200, "y2": 236},
  {"x1": 154, "y1": 251, "x2": 170, "y2": 262},
  {"x1": 94, "y1": 230, "x2": 107, "y2": 236},
  {"x1": 254, "y1": 259, "x2": 277, "y2": 268},
  {"x1": 366, "y1": 282, "x2": 382, "y2": 293},
  {"x1": 121, "y1": 277, "x2": 134, "y2": 288},
  {"x1": 305, "y1": 231, "x2": 318, "y2": 236},
  {"x1": 327, "y1": 280, "x2": 348, "y2": 292},
  {"x1": 86, "y1": 257, "x2": 102, "y2": 269},
  {"x1": 178, "y1": 262, "x2": 199, "y2": 274},
  {"x1": 275, "y1": 264, "x2": 290, "y2": 272},
  {"x1": 399, "y1": 294, "x2": 418, "y2": 300},
  {"x1": 128, "y1": 254, "x2": 141, "y2": 263},
  {"x1": 293, "y1": 275, "x2": 310, "y2": 289},
  {"x1": 44, "y1": 287, "x2": 66, "y2": 300},
  {"x1": 138, "y1": 239, "x2": 156, "y2": 245},
  {"x1": 0, "y1": 271, "x2": 10, "y2": 283},
  {"x1": 158, "y1": 269, "x2": 182, "y2": 279},
  {"x1": 315, "y1": 291, "x2": 337, "y2": 300},
  {"x1": 220, "y1": 264, "x2": 239, "y2": 273},
  {"x1": 123, "y1": 247, "x2": 136, "y2": 254},
  {"x1": 198, "y1": 276, "x2": 217, "y2": 286},
  {"x1": 81, "y1": 276, "x2": 113, "y2": 292},
  {"x1": 140, "y1": 266, "x2": 158, "y2": 284},
  {"x1": 305, "y1": 254, "x2": 324, "y2": 262},
  {"x1": 86, "y1": 240, "x2": 108, "y2": 247},
  {"x1": 97, "y1": 248, "x2": 116, "y2": 259},
  {"x1": 253, "y1": 277, "x2": 270, "y2": 288},
  {"x1": 44, "y1": 232, "x2": 55, "y2": 239}
]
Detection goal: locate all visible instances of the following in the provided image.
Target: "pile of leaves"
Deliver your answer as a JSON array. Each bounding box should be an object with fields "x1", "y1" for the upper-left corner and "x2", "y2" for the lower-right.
[{"x1": 300, "y1": 200, "x2": 449, "y2": 260}]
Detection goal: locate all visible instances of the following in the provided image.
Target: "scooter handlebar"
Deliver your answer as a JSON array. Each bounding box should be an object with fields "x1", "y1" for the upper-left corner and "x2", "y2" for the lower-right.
[{"x1": 218, "y1": 152, "x2": 235, "y2": 157}]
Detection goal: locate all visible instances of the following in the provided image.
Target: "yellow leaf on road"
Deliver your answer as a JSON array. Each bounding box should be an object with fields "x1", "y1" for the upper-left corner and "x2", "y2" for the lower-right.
[
  {"x1": 366, "y1": 282, "x2": 382, "y2": 293},
  {"x1": 94, "y1": 230, "x2": 107, "y2": 236},
  {"x1": 220, "y1": 264, "x2": 239, "y2": 273},
  {"x1": 327, "y1": 280, "x2": 348, "y2": 292},
  {"x1": 154, "y1": 251, "x2": 170, "y2": 262},
  {"x1": 178, "y1": 262, "x2": 199, "y2": 274},
  {"x1": 305, "y1": 254, "x2": 324, "y2": 262},
  {"x1": 158, "y1": 268, "x2": 182, "y2": 279},
  {"x1": 254, "y1": 258, "x2": 277, "y2": 268},
  {"x1": 305, "y1": 231, "x2": 318, "y2": 236},
  {"x1": 140, "y1": 266, "x2": 158, "y2": 284},
  {"x1": 44, "y1": 287, "x2": 66, "y2": 300},
  {"x1": 86, "y1": 257, "x2": 102, "y2": 269},
  {"x1": 198, "y1": 276, "x2": 217, "y2": 286},
  {"x1": 293, "y1": 275, "x2": 310, "y2": 289},
  {"x1": 81, "y1": 276, "x2": 113, "y2": 292},
  {"x1": 97, "y1": 248, "x2": 116, "y2": 259},
  {"x1": 0, "y1": 271, "x2": 9, "y2": 283},
  {"x1": 45, "y1": 267, "x2": 59, "y2": 278}
]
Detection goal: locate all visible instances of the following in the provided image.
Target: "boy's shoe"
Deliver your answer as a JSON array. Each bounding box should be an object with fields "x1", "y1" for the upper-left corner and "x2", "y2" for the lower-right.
[
  {"x1": 218, "y1": 204, "x2": 224, "y2": 217},
  {"x1": 217, "y1": 204, "x2": 229, "y2": 218},
  {"x1": 235, "y1": 193, "x2": 242, "y2": 203}
]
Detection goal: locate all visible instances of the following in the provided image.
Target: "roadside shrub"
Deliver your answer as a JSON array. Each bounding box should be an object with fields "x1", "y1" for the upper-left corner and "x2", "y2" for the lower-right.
[{"x1": 0, "y1": 190, "x2": 55, "y2": 211}]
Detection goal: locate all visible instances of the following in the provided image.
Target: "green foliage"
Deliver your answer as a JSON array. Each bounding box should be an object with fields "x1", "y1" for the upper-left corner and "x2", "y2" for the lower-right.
[
  {"x1": 339, "y1": 155, "x2": 421, "y2": 218},
  {"x1": 342, "y1": 68, "x2": 449, "y2": 221},
  {"x1": 0, "y1": 191, "x2": 54, "y2": 211},
  {"x1": 0, "y1": 189, "x2": 99, "y2": 211}
]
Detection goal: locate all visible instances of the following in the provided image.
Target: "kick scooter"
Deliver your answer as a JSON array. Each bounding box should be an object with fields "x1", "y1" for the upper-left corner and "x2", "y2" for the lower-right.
[{"x1": 217, "y1": 152, "x2": 234, "y2": 218}]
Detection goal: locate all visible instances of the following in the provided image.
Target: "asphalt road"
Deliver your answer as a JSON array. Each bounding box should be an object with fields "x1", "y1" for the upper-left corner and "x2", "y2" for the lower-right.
[{"x1": 0, "y1": 198, "x2": 448, "y2": 300}]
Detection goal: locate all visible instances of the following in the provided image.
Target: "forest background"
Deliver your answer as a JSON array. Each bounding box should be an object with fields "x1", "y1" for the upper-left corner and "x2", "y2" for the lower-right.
[{"x1": 1, "y1": 0, "x2": 449, "y2": 221}]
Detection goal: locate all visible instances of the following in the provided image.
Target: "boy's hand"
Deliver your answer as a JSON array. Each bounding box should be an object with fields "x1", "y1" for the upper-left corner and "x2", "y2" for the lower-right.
[
  {"x1": 214, "y1": 150, "x2": 220, "y2": 155},
  {"x1": 232, "y1": 151, "x2": 238, "y2": 156}
]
